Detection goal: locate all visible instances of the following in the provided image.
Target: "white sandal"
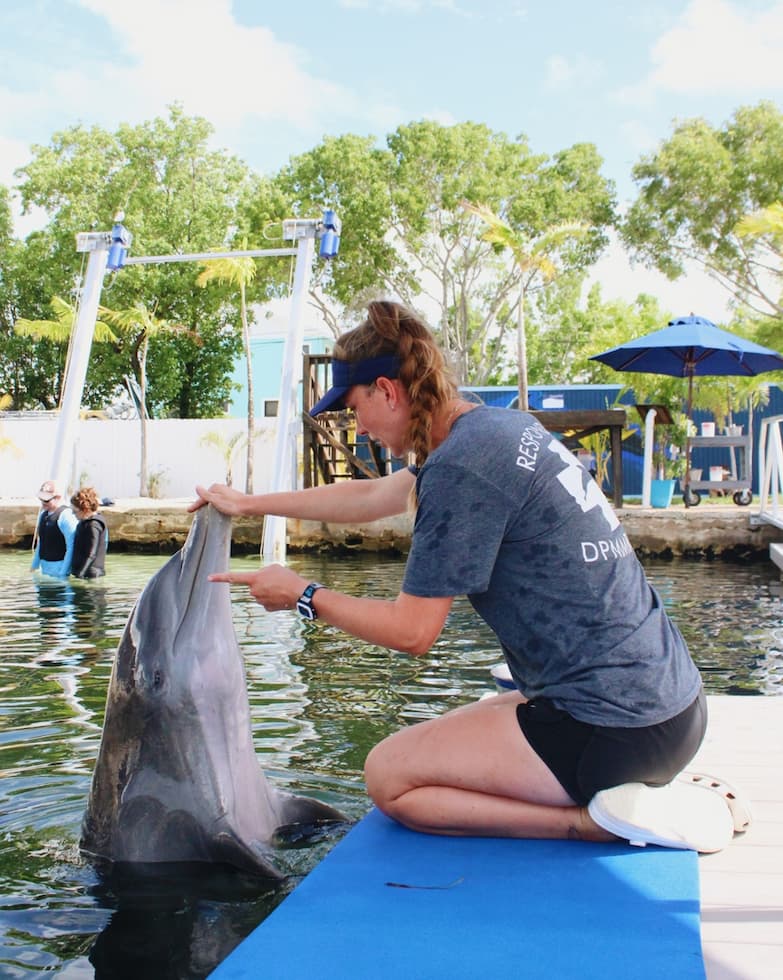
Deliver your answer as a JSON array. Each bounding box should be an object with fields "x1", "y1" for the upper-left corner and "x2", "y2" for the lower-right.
[
  {"x1": 677, "y1": 771, "x2": 753, "y2": 833},
  {"x1": 588, "y1": 780, "x2": 735, "y2": 853}
]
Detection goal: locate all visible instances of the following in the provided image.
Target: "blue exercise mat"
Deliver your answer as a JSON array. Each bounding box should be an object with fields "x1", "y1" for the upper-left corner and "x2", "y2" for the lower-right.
[{"x1": 210, "y1": 808, "x2": 704, "y2": 979}]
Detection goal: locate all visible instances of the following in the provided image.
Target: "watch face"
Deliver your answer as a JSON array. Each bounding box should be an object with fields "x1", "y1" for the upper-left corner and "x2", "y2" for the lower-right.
[
  {"x1": 296, "y1": 583, "x2": 323, "y2": 621},
  {"x1": 296, "y1": 598, "x2": 317, "y2": 620}
]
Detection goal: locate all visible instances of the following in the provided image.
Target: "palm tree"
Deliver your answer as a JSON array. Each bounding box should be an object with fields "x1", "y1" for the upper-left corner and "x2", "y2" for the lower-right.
[
  {"x1": 461, "y1": 202, "x2": 589, "y2": 411},
  {"x1": 197, "y1": 250, "x2": 258, "y2": 493},
  {"x1": 736, "y1": 201, "x2": 783, "y2": 243},
  {"x1": 14, "y1": 296, "x2": 118, "y2": 403},
  {"x1": 199, "y1": 430, "x2": 247, "y2": 487},
  {"x1": 100, "y1": 302, "x2": 193, "y2": 496},
  {"x1": 0, "y1": 393, "x2": 20, "y2": 460}
]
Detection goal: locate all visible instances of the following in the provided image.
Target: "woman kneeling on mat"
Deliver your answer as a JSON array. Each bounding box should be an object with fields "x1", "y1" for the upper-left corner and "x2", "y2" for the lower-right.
[{"x1": 192, "y1": 300, "x2": 749, "y2": 853}]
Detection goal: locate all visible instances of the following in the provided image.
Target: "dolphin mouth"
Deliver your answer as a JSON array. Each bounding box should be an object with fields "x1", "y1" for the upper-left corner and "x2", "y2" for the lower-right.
[
  {"x1": 172, "y1": 506, "x2": 232, "y2": 631},
  {"x1": 179, "y1": 506, "x2": 231, "y2": 588}
]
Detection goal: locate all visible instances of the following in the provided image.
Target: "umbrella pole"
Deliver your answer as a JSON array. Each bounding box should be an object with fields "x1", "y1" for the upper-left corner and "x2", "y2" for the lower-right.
[{"x1": 684, "y1": 373, "x2": 694, "y2": 505}]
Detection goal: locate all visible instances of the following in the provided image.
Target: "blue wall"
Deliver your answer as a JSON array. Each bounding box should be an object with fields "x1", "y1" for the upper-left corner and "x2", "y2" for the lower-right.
[
  {"x1": 228, "y1": 336, "x2": 331, "y2": 418},
  {"x1": 462, "y1": 383, "x2": 783, "y2": 498}
]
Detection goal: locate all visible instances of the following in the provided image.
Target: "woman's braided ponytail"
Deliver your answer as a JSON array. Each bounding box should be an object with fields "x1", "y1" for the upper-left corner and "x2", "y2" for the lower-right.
[{"x1": 334, "y1": 301, "x2": 458, "y2": 466}]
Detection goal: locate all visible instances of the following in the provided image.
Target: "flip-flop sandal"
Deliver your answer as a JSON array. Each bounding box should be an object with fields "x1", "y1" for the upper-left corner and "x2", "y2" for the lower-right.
[
  {"x1": 588, "y1": 780, "x2": 735, "y2": 853},
  {"x1": 677, "y1": 771, "x2": 753, "y2": 833}
]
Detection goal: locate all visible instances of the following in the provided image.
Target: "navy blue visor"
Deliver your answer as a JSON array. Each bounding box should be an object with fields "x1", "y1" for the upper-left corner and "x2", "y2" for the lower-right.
[{"x1": 310, "y1": 354, "x2": 401, "y2": 416}]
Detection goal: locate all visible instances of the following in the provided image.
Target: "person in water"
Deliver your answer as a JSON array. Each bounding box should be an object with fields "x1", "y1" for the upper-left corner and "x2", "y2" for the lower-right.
[
  {"x1": 70, "y1": 486, "x2": 108, "y2": 579},
  {"x1": 192, "y1": 299, "x2": 748, "y2": 853},
  {"x1": 31, "y1": 480, "x2": 78, "y2": 578}
]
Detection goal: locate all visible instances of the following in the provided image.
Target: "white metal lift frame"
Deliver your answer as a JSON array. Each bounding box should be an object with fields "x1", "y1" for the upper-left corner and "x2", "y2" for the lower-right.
[{"x1": 50, "y1": 216, "x2": 333, "y2": 562}]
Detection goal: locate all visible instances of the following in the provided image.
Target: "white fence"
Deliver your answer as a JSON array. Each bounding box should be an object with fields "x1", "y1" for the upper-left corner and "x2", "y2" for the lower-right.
[{"x1": 0, "y1": 415, "x2": 280, "y2": 500}]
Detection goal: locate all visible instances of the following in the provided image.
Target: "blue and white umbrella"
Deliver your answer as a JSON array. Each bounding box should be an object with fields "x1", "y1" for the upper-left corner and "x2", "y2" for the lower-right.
[
  {"x1": 591, "y1": 315, "x2": 783, "y2": 417},
  {"x1": 591, "y1": 316, "x2": 783, "y2": 503}
]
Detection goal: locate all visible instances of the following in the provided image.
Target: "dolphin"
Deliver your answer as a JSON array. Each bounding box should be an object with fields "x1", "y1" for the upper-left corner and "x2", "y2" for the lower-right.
[{"x1": 80, "y1": 504, "x2": 346, "y2": 879}]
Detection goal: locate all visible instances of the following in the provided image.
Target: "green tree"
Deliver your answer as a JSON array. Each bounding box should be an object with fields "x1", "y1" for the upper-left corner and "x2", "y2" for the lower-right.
[
  {"x1": 735, "y1": 201, "x2": 783, "y2": 349},
  {"x1": 622, "y1": 102, "x2": 783, "y2": 318},
  {"x1": 275, "y1": 123, "x2": 615, "y2": 384},
  {"x1": 12, "y1": 105, "x2": 252, "y2": 415},
  {"x1": 272, "y1": 134, "x2": 397, "y2": 332},
  {"x1": 197, "y1": 250, "x2": 258, "y2": 493},
  {"x1": 737, "y1": 200, "x2": 783, "y2": 243},
  {"x1": 575, "y1": 288, "x2": 673, "y2": 380},
  {"x1": 461, "y1": 201, "x2": 589, "y2": 409},
  {"x1": 0, "y1": 211, "x2": 83, "y2": 408}
]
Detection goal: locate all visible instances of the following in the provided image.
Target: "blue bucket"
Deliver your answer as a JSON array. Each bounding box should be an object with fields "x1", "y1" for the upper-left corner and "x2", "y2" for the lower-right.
[{"x1": 650, "y1": 479, "x2": 675, "y2": 508}]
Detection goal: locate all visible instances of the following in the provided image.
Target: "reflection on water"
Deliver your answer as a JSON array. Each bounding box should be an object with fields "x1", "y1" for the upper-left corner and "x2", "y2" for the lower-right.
[{"x1": 0, "y1": 548, "x2": 781, "y2": 977}]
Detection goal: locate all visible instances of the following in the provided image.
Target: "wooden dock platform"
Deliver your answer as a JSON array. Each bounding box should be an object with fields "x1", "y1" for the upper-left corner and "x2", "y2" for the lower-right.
[{"x1": 694, "y1": 695, "x2": 783, "y2": 979}]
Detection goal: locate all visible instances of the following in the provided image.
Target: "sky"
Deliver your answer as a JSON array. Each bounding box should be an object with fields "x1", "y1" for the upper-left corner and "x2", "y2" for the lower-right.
[{"x1": 1, "y1": 0, "x2": 782, "y2": 323}]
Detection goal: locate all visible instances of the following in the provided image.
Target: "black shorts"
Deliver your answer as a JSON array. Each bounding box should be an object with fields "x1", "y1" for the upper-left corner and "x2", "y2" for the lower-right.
[{"x1": 515, "y1": 688, "x2": 707, "y2": 806}]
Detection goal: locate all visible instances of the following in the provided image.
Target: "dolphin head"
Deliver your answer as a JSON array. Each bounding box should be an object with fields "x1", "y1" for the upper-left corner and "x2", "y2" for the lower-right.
[{"x1": 81, "y1": 505, "x2": 345, "y2": 878}]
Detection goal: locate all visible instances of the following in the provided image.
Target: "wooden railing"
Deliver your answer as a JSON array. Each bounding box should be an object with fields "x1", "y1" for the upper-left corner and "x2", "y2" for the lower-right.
[{"x1": 758, "y1": 414, "x2": 783, "y2": 529}]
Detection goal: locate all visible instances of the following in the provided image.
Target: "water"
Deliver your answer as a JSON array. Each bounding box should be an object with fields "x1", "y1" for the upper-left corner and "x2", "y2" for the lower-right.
[{"x1": 0, "y1": 549, "x2": 781, "y2": 978}]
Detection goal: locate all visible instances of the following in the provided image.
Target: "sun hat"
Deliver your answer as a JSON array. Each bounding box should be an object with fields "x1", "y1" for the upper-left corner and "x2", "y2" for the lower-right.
[
  {"x1": 37, "y1": 480, "x2": 61, "y2": 502},
  {"x1": 310, "y1": 354, "x2": 401, "y2": 416}
]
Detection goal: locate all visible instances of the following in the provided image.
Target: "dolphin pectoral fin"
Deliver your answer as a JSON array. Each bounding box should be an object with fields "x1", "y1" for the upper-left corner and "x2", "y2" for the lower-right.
[
  {"x1": 273, "y1": 793, "x2": 351, "y2": 845},
  {"x1": 208, "y1": 833, "x2": 286, "y2": 881},
  {"x1": 278, "y1": 792, "x2": 347, "y2": 825}
]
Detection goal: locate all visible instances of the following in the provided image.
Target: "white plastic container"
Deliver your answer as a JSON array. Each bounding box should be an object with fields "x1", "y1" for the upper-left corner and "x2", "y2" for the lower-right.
[
  {"x1": 701, "y1": 421, "x2": 716, "y2": 437},
  {"x1": 709, "y1": 466, "x2": 724, "y2": 482}
]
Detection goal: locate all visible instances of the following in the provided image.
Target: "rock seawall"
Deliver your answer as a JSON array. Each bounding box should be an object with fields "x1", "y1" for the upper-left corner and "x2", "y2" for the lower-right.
[{"x1": 0, "y1": 498, "x2": 778, "y2": 560}]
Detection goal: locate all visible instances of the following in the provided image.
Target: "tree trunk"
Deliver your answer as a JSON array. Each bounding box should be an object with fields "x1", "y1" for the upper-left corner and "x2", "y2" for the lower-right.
[{"x1": 516, "y1": 290, "x2": 529, "y2": 411}]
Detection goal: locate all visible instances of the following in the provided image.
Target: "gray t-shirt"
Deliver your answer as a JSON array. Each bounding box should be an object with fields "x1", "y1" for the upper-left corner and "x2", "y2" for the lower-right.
[{"x1": 402, "y1": 407, "x2": 701, "y2": 727}]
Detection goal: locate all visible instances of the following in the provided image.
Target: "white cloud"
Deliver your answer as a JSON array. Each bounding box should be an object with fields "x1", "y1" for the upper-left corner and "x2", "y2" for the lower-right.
[
  {"x1": 338, "y1": 0, "x2": 423, "y2": 11},
  {"x1": 588, "y1": 233, "x2": 733, "y2": 324},
  {"x1": 337, "y1": 0, "x2": 475, "y2": 12},
  {"x1": 620, "y1": 0, "x2": 783, "y2": 103},
  {"x1": 68, "y1": 0, "x2": 351, "y2": 129},
  {"x1": 0, "y1": 134, "x2": 35, "y2": 189},
  {"x1": 651, "y1": 0, "x2": 783, "y2": 94}
]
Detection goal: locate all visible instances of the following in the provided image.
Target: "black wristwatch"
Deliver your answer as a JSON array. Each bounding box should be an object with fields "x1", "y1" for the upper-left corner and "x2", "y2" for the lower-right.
[{"x1": 296, "y1": 582, "x2": 325, "y2": 620}]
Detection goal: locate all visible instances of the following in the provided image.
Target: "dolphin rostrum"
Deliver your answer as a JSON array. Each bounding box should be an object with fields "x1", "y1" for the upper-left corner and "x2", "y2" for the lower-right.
[{"x1": 80, "y1": 504, "x2": 346, "y2": 878}]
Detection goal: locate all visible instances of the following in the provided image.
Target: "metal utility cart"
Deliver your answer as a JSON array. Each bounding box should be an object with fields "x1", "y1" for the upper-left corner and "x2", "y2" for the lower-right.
[{"x1": 684, "y1": 433, "x2": 752, "y2": 507}]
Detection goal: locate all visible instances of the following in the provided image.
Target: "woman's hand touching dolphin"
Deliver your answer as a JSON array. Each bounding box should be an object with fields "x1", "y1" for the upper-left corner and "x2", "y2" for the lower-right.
[
  {"x1": 209, "y1": 564, "x2": 308, "y2": 613},
  {"x1": 190, "y1": 484, "x2": 249, "y2": 515}
]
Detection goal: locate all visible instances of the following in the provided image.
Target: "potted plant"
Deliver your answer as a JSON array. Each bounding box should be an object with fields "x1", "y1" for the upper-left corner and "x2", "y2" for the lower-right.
[{"x1": 651, "y1": 413, "x2": 689, "y2": 507}]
